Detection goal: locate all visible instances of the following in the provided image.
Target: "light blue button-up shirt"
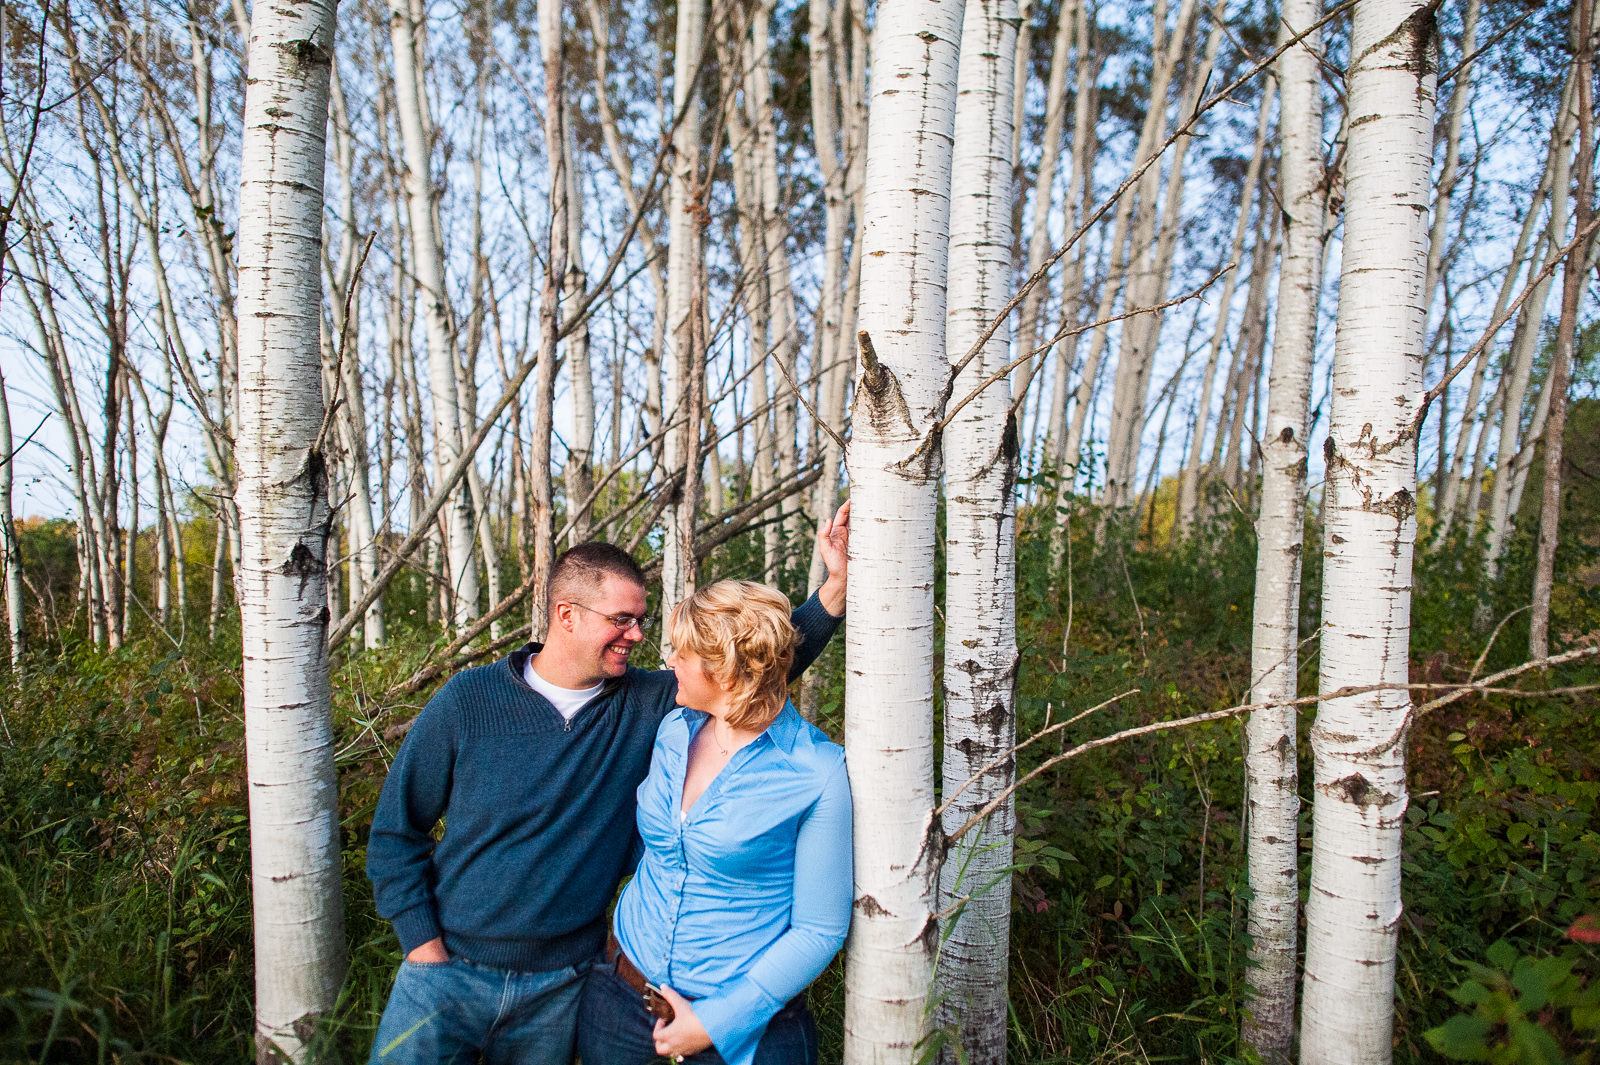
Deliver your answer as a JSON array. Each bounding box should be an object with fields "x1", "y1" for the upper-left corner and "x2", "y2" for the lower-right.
[{"x1": 614, "y1": 700, "x2": 853, "y2": 1065}]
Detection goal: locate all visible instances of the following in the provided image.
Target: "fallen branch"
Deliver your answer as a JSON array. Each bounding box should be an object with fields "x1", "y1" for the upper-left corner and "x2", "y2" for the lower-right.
[{"x1": 945, "y1": 640, "x2": 1600, "y2": 846}]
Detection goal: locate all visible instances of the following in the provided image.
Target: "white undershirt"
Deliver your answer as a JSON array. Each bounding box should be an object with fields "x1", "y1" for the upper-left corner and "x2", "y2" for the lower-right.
[{"x1": 523, "y1": 658, "x2": 604, "y2": 722}]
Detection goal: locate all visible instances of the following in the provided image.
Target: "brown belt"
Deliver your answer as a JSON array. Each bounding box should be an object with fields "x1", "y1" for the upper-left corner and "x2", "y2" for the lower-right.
[
  {"x1": 604, "y1": 933, "x2": 655, "y2": 997},
  {"x1": 603, "y1": 933, "x2": 807, "y2": 1021}
]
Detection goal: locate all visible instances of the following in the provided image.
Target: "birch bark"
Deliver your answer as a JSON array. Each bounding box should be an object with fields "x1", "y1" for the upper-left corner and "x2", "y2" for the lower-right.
[
  {"x1": 1478, "y1": 92, "x2": 1576, "y2": 602},
  {"x1": 1241, "y1": 2, "x2": 1325, "y2": 1055},
  {"x1": 1433, "y1": 133, "x2": 1553, "y2": 541},
  {"x1": 1529, "y1": 116, "x2": 1591, "y2": 659},
  {"x1": 326, "y1": 56, "x2": 385, "y2": 648},
  {"x1": 937, "y1": 3, "x2": 1019, "y2": 1059},
  {"x1": 844, "y1": 0, "x2": 962, "y2": 1059},
  {"x1": 0, "y1": 367, "x2": 22, "y2": 669},
  {"x1": 233, "y1": 0, "x2": 346, "y2": 1056},
  {"x1": 1011, "y1": 0, "x2": 1078, "y2": 405},
  {"x1": 389, "y1": 0, "x2": 481, "y2": 629},
  {"x1": 1174, "y1": 87, "x2": 1271, "y2": 537},
  {"x1": 1102, "y1": 6, "x2": 1211, "y2": 513},
  {"x1": 660, "y1": 0, "x2": 708, "y2": 624},
  {"x1": 564, "y1": 122, "x2": 597, "y2": 547},
  {"x1": 1531, "y1": 0, "x2": 1596, "y2": 660},
  {"x1": 1299, "y1": 3, "x2": 1435, "y2": 1061},
  {"x1": 529, "y1": 0, "x2": 570, "y2": 639},
  {"x1": 1059, "y1": 0, "x2": 1188, "y2": 494},
  {"x1": 805, "y1": 0, "x2": 862, "y2": 601}
]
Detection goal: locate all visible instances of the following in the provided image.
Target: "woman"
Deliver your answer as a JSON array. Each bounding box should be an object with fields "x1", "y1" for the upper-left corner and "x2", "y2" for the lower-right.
[{"x1": 577, "y1": 580, "x2": 853, "y2": 1065}]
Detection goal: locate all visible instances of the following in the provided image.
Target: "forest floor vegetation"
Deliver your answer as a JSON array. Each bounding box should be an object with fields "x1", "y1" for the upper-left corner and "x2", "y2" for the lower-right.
[{"x1": 1, "y1": 485, "x2": 1597, "y2": 1063}]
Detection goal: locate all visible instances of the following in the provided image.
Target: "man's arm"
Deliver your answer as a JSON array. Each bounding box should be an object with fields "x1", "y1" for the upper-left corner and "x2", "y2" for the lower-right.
[
  {"x1": 788, "y1": 500, "x2": 850, "y2": 680},
  {"x1": 367, "y1": 697, "x2": 455, "y2": 961}
]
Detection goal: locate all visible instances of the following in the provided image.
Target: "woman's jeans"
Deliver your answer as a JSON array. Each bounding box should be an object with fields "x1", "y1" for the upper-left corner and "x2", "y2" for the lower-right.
[
  {"x1": 369, "y1": 954, "x2": 590, "y2": 1065},
  {"x1": 576, "y1": 959, "x2": 818, "y2": 1065}
]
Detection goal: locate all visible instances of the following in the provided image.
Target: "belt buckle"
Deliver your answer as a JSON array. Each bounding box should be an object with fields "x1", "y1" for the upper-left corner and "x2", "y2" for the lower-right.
[{"x1": 642, "y1": 981, "x2": 676, "y2": 1024}]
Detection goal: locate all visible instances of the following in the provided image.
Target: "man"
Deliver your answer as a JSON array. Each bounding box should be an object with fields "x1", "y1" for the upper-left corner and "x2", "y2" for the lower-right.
[{"x1": 366, "y1": 503, "x2": 850, "y2": 1064}]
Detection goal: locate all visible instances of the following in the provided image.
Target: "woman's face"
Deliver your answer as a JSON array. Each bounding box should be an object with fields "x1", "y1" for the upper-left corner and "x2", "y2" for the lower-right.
[{"x1": 667, "y1": 646, "x2": 726, "y2": 713}]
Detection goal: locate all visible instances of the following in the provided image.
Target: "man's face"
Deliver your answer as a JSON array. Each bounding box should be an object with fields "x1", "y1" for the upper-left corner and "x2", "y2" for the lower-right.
[{"x1": 559, "y1": 574, "x2": 649, "y2": 683}]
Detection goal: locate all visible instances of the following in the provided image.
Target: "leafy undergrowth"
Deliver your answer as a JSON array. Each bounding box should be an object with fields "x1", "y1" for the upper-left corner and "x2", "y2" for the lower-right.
[{"x1": 2, "y1": 497, "x2": 1598, "y2": 1063}]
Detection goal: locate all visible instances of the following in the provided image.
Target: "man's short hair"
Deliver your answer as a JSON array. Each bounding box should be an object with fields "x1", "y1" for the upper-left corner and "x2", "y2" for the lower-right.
[{"x1": 547, "y1": 541, "x2": 647, "y2": 618}]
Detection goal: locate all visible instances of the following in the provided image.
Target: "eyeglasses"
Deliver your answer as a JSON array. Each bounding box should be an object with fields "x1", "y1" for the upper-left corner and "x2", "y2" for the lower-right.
[{"x1": 569, "y1": 601, "x2": 655, "y2": 632}]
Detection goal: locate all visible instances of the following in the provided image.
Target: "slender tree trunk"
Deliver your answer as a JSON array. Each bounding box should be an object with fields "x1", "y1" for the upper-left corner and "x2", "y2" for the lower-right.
[
  {"x1": 325, "y1": 57, "x2": 385, "y2": 648},
  {"x1": 564, "y1": 123, "x2": 597, "y2": 547},
  {"x1": 1530, "y1": 238, "x2": 1588, "y2": 657},
  {"x1": 1242, "y1": 3, "x2": 1326, "y2": 1056},
  {"x1": 1103, "y1": 4, "x2": 1211, "y2": 514},
  {"x1": 1061, "y1": 0, "x2": 1186, "y2": 496},
  {"x1": 1218, "y1": 205, "x2": 1280, "y2": 494},
  {"x1": 1011, "y1": 0, "x2": 1079, "y2": 405},
  {"x1": 1433, "y1": 146, "x2": 1549, "y2": 542},
  {"x1": 1478, "y1": 90, "x2": 1577, "y2": 611},
  {"x1": 843, "y1": 0, "x2": 961, "y2": 1058},
  {"x1": 1531, "y1": 3, "x2": 1595, "y2": 660},
  {"x1": 389, "y1": 0, "x2": 480, "y2": 629},
  {"x1": 233, "y1": 0, "x2": 346, "y2": 1056},
  {"x1": 937, "y1": 0, "x2": 1018, "y2": 1059},
  {"x1": 660, "y1": 0, "x2": 707, "y2": 625},
  {"x1": 529, "y1": 0, "x2": 571, "y2": 639},
  {"x1": 0, "y1": 367, "x2": 22, "y2": 670},
  {"x1": 1299, "y1": 3, "x2": 1435, "y2": 1061},
  {"x1": 804, "y1": 0, "x2": 861, "y2": 602},
  {"x1": 1420, "y1": 0, "x2": 1479, "y2": 326},
  {"x1": 1175, "y1": 86, "x2": 1272, "y2": 538},
  {"x1": 748, "y1": 0, "x2": 803, "y2": 560}
]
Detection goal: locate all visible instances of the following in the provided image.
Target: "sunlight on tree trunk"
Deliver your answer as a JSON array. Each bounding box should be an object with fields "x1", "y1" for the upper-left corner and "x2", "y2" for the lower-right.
[
  {"x1": 843, "y1": 0, "x2": 962, "y2": 1059},
  {"x1": 936, "y1": 0, "x2": 1018, "y2": 1060},
  {"x1": 1300, "y1": 2, "x2": 1435, "y2": 1061},
  {"x1": 234, "y1": 0, "x2": 346, "y2": 1056},
  {"x1": 1241, "y1": 3, "x2": 1325, "y2": 1058}
]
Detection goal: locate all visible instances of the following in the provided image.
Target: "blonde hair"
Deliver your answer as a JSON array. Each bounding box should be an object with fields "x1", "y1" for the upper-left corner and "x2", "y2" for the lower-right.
[{"x1": 668, "y1": 580, "x2": 799, "y2": 730}]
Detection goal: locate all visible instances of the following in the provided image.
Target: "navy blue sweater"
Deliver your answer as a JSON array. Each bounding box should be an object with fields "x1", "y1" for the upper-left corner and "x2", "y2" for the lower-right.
[{"x1": 366, "y1": 593, "x2": 841, "y2": 972}]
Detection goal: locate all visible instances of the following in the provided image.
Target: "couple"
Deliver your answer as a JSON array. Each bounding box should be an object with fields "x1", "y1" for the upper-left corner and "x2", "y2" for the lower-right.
[{"x1": 366, "y1": 504, "x2": 854, "y2": 1065}]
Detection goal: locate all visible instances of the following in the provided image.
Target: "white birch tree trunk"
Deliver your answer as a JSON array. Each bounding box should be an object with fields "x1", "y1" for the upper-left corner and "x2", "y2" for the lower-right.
[
  {"x1": 1059, "y1": 0, "x2": 1183, "y2": 496},
  {"x1": 0, "y1": 366, "x2": 22, "y2": 670},
  {"x1": 748, "y1": 0, "x2": 803, "y2": 558},
  {"x1": 1241, "y1": 3, "x2": 1325, "y2": 1056},
  {"x1": 1041, "y1": 0, "x2": 1098, "y2": 464},
  {"x1": 1174, "y1": 86, "x2": 1271, "y2": 538},
  {"x1": 1102, "y1": 4, "x2": 1209, "y2": 513},
  {"x1": 1532, "y1": 3, "x2": 1595, "y2": 659},
  {"x1": 936, "y1": 1, "x2": 1018, "y2": 1060},
  {"x1": 1011, "y1": 0, "x2": 1077, "y2": 403},
  {"x1": 1299, "y1": 3, "x2": 1436, "y2": 1061},
  {"x1": 326, "y1": 58, "x2": 385, "y2": 648},
  {"x1": 233, "y1": 0, "x2": 346, "y2": 1056},
  {"x1": 804, "y1": 0, "x2": 861, "y2": 600},
  {"x1": 1477, "y1": 90, "x2": 1576, "y2": 601},
  {"x1": 563, "y1": 122, "x2": 597, "y2": 547},
  {"x1": 389, "y1": 0, "x2": 480, "y2": 629},
  {"x1": 528, "y1": 0, "x2": 572, "y2": 639},
  {"x1": 844, "y1": 0, "x2": 962, "y2": 1059},
  {"x1": 1433, "y1": 134, "x2": 1552, "y2": 541},
  {"x1": 660, "y1": 0, "x2": 707, "y2": 625}
]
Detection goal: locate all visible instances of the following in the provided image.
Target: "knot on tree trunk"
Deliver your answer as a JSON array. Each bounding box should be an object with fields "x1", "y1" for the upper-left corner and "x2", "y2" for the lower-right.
[{"x1": 854, "y1": 330, "x2": 916, "y2": 439}]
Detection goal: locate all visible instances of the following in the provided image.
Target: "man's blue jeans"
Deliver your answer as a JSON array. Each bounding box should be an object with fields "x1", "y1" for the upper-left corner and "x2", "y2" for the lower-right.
[
  {"x1": 369, "y1": 954, "x2": 591, "y2": 1065},
  {"x1": 576, "y1": 959, "x2": 818, "y2": 1065}
]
